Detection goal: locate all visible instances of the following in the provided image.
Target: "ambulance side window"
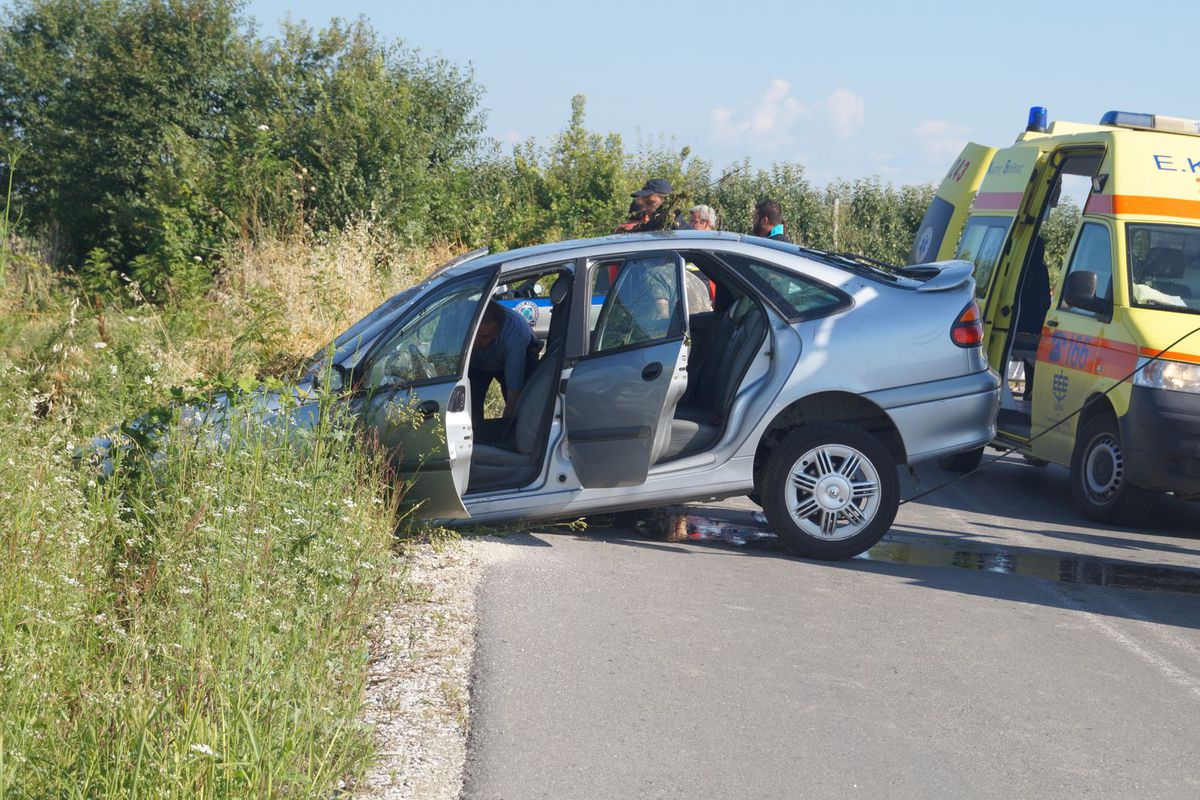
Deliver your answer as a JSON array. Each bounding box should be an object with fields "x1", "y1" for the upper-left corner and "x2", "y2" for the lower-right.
[
  {"x1": 954, "y1": 216, "x2": 1011, "y2": 299},
  {"x1": 1059, "y1": 223, "x2": 1113, "y2": 318}
]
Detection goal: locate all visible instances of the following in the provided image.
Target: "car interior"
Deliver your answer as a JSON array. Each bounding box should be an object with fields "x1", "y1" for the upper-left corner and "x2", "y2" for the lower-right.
[
  {"x1": 467, "y1": 267, "x2": 573, "y2": 494},
  {"x1": 656, "y1": 252, "x2": 769, "y2": 463},
  {"x1": 1002, "y1": 153, "x2": 1102, "y2": 434},
  {"x1": 1131, "y1": 239, "x2": 1200, "y2": 310},
  {"x1": 464, "y1": 251, "x2": 772, "y2": 493}
]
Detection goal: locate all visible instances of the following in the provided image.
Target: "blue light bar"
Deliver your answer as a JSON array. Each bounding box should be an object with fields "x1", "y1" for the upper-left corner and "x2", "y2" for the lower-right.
[
  {"x1": 1026, "y1": 106, "x2": 1048, "y2": 133},
  {"x1": 1101, "y1": 110, "x2": 1200, "y2": 135},
  {"x1": 1100, "y1": 110, "x2": 1154, "y2": 128}
]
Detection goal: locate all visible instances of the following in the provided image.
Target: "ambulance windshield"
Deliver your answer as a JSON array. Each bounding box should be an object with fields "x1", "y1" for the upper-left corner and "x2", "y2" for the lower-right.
[{"x1": 1127, "y1": 223, "x2": 1200, "y2": 315}]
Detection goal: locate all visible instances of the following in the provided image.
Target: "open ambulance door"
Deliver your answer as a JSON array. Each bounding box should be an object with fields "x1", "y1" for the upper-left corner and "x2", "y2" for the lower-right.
[{"x1": 908, "y1": 143, "x2": 998, "y2": 265}]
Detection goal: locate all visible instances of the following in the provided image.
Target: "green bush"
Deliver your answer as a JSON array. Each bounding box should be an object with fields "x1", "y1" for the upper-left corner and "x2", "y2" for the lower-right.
[
  {"x1": 1, "y1": 1, "x2": 939, "y2": 292},
  {"x1": 0, "y1": 1, "x2": 484, "y2": 296}
]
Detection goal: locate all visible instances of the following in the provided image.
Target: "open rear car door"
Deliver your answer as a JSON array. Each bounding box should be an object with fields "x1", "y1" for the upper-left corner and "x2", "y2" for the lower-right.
[{"x1": 565, "y1": 252, "x2": 689, "y2": 488}]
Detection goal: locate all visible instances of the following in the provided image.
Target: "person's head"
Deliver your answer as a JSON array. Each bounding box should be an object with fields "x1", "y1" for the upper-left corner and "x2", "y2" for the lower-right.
[
  {"x1": 752, "y1": 199, "x2": 783, "y2": 236},
  {"x1": 688, "y1": 205, "x2": 717, "y2": 231},
  {"x1": 474, "y1": 302, "x2": 505, "y2": 349},
  {"x1": 632, "y1": 178, "x2": 674, "y2": 212}
]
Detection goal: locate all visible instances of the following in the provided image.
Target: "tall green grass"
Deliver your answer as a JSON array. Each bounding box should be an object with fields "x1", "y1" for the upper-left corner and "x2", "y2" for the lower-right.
[
  {"x1": 0, "y1": 363, "x2": 403, "y2": 796},
  {"x1": 0, "y1": 240, "x2": 439, "y2": 796}
]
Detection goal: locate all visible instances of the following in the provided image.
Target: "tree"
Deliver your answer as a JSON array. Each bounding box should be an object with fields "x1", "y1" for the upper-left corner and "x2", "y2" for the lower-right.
[{"x1": 0, "y1": 0, "x2": 254, "y2": 295}]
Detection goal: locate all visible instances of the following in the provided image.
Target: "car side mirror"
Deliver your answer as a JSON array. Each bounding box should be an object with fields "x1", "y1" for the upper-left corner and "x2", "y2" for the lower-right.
[
  {"x1": 314, "y1": 362, "x2": 348, "y2": 393},
  {"x1": 1062, "y1": 270, "x2": 1111, "y2": 317}
]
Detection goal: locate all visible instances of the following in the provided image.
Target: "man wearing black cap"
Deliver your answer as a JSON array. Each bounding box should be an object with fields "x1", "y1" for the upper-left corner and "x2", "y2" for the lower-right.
[{"x1": 614, "y1": 178, "x2": 675, "y2": 233}]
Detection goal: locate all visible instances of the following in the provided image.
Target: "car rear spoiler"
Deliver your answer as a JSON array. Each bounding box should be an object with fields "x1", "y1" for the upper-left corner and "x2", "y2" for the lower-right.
[{"x1": 906, "y1": 260, "x2": 976, "y2": 292}]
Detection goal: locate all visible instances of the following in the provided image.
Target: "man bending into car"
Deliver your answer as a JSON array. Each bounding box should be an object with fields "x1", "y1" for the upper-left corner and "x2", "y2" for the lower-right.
[{"x1": 468, "y1": 302, "x2": 539, "y2": 425}]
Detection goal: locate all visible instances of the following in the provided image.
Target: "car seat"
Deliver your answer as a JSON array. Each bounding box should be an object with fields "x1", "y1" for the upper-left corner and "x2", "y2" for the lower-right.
[{"x1": 658, "y1": 295, "x2": 767, "y2": 462}]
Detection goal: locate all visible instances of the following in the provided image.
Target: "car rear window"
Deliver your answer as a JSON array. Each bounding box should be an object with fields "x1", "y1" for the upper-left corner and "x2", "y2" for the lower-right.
[{"x1": 722, "y1": 254, "x2": 850, "y2": 320}]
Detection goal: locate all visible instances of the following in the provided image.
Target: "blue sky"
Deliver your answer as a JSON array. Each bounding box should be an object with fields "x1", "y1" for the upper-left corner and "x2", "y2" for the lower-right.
[{"x1": 244, "y1": 0, "x2": 1196, "y2": 186}]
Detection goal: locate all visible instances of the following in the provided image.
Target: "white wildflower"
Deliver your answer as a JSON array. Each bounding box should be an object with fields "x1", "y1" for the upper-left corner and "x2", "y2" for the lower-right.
[
  {"x1": 93, "y1": 341, "x2": 107, "y2": 349},
  {"x1": 189, "y1": 743, "x2": 216, "y2": 757},
  {"x1": 257, "y1": 124, "x2": 270, "y2": 132},
  {"x1": 143, "y1": 375, "x2": 153, "y2": 385}
]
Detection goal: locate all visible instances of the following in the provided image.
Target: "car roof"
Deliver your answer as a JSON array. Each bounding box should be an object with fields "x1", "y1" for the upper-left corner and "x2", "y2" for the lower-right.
[{"x1": 461, "y1": 230, "x2": 746, "y2": 274}]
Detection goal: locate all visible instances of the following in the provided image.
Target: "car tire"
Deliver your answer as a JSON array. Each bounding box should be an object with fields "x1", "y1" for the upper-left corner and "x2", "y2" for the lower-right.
[
  {"x1": 937, "y1": 446, "x2": 984, "y2": 473},
  {"x1": 1070, "y1": 415, "x2": 1157, "y2": 526},
  {"x1": 761, "y1": 423, "x2": 899, "y2": 560}
]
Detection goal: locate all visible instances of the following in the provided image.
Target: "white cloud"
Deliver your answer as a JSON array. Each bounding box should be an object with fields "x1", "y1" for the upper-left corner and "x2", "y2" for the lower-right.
[
  {"x1": 912, "y1": 119, "x2": 971, "y2": 164},
  {"x1": 710, "y1": 81, "x2": 868, "y2": 155},
  {"x1": 826, "y1": 88, "x2": 865, "y2": 138},
  {"x1": 710, "y1": 78, "x2": 811, "y2": 149}
]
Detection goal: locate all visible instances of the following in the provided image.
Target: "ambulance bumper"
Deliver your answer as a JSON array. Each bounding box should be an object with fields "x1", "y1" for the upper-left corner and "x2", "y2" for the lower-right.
[{"x1": 1121, "y1": 387, "x2": 1200, "y2": 493}]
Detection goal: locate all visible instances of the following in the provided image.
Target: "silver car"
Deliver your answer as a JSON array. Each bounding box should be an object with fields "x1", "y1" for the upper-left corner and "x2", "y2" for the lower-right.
[{"x1": 305, "y1": 231, "x2": 1000, "y2": 560}]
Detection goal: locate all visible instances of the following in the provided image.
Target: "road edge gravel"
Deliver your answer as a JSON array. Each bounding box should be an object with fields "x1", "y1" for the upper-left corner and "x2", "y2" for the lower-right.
[{"x1": 356, "y1": 536, "x2": 518, "y2": 800}]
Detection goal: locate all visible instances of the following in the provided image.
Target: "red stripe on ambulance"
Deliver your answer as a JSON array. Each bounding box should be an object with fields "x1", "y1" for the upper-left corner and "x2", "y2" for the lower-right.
[
  {"x1": 1036, "y1": 328, "x2": 1139, "y2": 378},
  {"x1": 973, "y1": 191, "x2": 1025, "y2": 211}
]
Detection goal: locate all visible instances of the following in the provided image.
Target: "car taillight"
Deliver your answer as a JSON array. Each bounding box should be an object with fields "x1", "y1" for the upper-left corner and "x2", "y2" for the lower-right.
[{"x1": 951, "y1": 301, "x2": 984, "y2": 348}]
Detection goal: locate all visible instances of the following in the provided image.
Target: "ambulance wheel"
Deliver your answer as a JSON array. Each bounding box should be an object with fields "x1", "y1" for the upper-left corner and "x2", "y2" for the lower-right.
[
  {"x1": 1070, "y1": 415, "x2": 1157, "y2": 526},
  {"x1": 761, "y1": 423, "x2": 899, "y2": 561},
  {"x1": 937, "y1": 446, "x2": 984, "y2": 473}
]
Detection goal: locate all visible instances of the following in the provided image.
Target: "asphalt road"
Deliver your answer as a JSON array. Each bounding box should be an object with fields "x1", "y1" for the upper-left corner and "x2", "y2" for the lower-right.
[{"x1": 462, "y1": 456, "x2": 1200, "y2": 800}]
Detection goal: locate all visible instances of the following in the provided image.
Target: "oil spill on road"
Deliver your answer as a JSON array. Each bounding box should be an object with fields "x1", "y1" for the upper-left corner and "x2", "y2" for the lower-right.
[{"x1": 682, "y1": 515, "x2": 1200, "y2": 596}]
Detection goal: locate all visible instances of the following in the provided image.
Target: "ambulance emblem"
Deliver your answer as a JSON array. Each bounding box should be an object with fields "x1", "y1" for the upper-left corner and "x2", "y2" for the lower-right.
[{"x1": 1052, "y1": 371, "x2": 1069, "y2": 410}]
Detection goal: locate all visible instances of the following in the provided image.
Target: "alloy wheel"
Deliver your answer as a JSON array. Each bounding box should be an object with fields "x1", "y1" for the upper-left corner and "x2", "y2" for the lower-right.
[{"x1": 786, "y1": 444, "x2": 881, "y2": 541}]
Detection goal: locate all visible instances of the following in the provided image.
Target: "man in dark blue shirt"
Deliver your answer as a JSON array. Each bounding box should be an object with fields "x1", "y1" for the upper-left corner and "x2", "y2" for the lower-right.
[{"x1": 468, "y1": 302, "x2": 538, "y2": 424}]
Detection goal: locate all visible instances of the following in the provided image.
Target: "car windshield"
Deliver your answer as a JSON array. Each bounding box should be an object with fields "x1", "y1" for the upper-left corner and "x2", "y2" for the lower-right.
[
  {"x1": 306, "y1": 248, "x2": 493, "y2": 372},
  {"x1": 1127, "y1": 223, "x2": 1200, "y2": 315},
  {"x1": 305, "y1": 284, "x2": 424, "y2": 375}
]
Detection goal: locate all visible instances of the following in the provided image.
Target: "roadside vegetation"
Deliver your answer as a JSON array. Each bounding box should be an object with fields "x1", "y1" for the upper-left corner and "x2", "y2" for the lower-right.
[
  {"x1": 0, "y1": 0, "x2": 1084, "y2": 794},
  {"x1": 0, "y1": 226, "x2": 440, "y2": 795}
]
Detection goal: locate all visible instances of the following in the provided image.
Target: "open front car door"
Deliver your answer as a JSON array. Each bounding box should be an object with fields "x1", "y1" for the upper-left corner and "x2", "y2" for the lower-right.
[{"x1": 354, "y1": 269, "x2": 496, "y2": 518}]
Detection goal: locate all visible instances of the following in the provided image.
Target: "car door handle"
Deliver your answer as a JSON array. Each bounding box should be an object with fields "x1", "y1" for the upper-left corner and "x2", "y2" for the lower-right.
[
  {"x1": 641, "y1": 362, "x2": 662, "y2": 381},
  {"x1": 417, "y1": 399, "x2": 439, "y2": 418},
  {"x1": 1046, "y1": 318, "x2": 1059, "y2": 328}
]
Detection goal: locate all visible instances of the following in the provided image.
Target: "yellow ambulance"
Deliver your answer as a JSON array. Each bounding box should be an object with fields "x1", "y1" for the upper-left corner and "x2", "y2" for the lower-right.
[{"x1": 911, "y1": 108, "x2": 1200, "y2": 525}]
